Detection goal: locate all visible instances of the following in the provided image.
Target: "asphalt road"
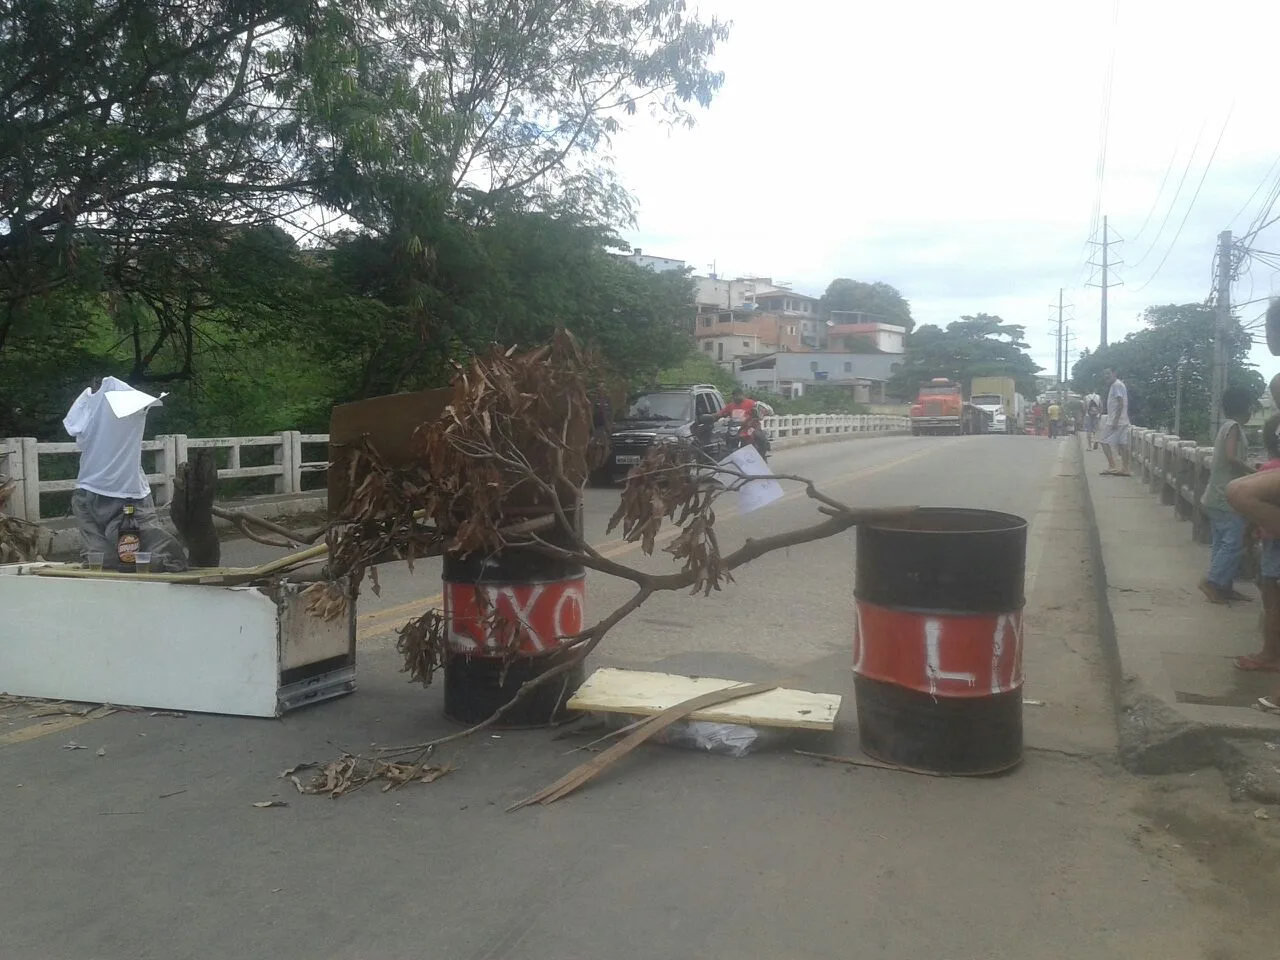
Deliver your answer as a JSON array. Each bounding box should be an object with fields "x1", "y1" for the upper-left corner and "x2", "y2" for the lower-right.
[{"x1": 3, "y1": 434, "x2": 1272, "y2": 959}]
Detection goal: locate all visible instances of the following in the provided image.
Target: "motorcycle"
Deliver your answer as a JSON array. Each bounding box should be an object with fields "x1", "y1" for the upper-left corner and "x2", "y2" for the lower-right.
[{"x1": 717, "y1": 415, "x2": 770, "y2": 461}]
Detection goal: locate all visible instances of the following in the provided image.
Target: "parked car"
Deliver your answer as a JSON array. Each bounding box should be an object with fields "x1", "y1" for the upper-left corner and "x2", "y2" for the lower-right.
[{"x1": 601, "y1": 384, "x2": 729, "y2": 484}]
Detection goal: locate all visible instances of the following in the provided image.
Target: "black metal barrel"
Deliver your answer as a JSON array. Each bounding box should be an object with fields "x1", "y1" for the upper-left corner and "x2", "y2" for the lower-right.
[
  {"x1": 853, "y1": 507, "x2": 1028, "y2": 774},
  {"x1": 441, "y1": 529, "x2": 586, "y2": 727}
]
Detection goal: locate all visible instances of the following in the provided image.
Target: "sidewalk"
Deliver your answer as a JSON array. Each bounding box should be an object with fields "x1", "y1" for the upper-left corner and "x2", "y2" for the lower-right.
[{"x1": 1081, "y1": 436, "x2": 1280, "y2": 800}]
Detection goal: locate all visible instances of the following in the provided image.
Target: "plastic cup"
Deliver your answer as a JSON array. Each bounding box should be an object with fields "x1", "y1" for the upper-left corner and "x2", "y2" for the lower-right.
[
  {"x1": 134, "y1": 552, "x2": 153, "y2": 574},
  {"x1": 86, "y1": 552, "x2": 104, "y2": 570}
]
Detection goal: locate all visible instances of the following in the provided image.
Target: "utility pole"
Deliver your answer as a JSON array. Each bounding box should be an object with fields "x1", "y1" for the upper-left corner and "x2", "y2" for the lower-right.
[
  {"x1": 1210, "y1": 230, "x2": 1234, "y2": 436},
  {"x1": 1174, "y1": 353, "x2": 1185, "y2": 437},
  {"x1": 1057, "y1": 288, "x2": 1065, "y2": 400},
  {"x1": 1101, "y1": 217, "x2": 1109, "y2": 346},
  {"x1": 1086, "y1": 215, "x2": 1123, "y2": 348}
]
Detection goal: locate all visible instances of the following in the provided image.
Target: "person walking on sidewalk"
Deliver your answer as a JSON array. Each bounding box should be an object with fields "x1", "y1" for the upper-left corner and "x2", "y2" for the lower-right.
[
  {"x1": 1198, "y1": 385, "x2": 1257, "y2": 604},
  {"x1": 1235, "y1": 414, "x2": 1280, "y2": 671},
  {"x1": 1098, "y1": 367, "x2": 1132, "y2": 476},
  {"x1": 1047, "y1": 401, "x2": 1062, "y2": 439},
  {"x1": 1084, "y1": 393, "x2": 1102, "y2": 450}
]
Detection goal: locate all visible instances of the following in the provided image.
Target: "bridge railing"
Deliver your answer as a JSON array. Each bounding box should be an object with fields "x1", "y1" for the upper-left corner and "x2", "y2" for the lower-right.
[
  {"x1": 2, "y1": 415, "x2": 909, "y2": 522},
  {"x1": 1, "y1": 432, "x2": 330, "y2": 523},
  {"x1": 762, "y1": 414, "x2": 909, "y2": 439},
  {"x1": 1129, "y1": 427, "x2": 1215, "y2": 543}
]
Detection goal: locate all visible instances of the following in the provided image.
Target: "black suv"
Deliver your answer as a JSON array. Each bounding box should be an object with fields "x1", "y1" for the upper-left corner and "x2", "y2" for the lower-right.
[{"x1": 601, "y1": 384, "x2": 728, "y2": 484}]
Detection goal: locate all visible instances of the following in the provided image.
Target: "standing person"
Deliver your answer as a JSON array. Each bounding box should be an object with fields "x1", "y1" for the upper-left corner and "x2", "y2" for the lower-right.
[
  {"x1": 63, "y1": 376, "x2": 188, "y2": 572},
  {"x1": 1084, "y1": 393, "x2": 1102, "y2": 450},
  {"x1": 1046, "y1": 400, "x2": 1062, "y2": 439},
  {"x1": 1198, "y1": 385, "x2": 1257, "y2": 604},
  {"x1": 1228, "y1": 376, "x2": 1280, "y2": 711},
  {"x1": 1235, "y1": 414, "x2": 1280, "y2": 670},
  {"x1": 1098, "y1": 367, "x2": 1132, "y2": 476}
]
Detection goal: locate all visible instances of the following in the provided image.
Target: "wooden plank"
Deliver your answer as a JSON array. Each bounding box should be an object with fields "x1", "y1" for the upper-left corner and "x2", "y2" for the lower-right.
[
  {"x1": 510, "y1": 681, "x2": 780, "y2": 811},
  {"x1": 566, "y1": 668, "x2": 842, "y2": 731}
]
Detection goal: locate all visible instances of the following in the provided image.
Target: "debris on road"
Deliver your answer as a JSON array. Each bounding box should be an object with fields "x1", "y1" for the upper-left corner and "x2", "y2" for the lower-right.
[
  {"x1": 281, "y1": 756, "x2": 453, "y2": 798},
  {"x1": 62, "y1": 741, "x2": 87, "y2": 750},
  {"x1": 509, "y1": 681, "x2": 780, "y2": 811},
  {"x1": 253, "y1": 800, "x2": 289, "y2": 808},
  {"x1": 95, "y1": 747, "x2": 105, "y2": 757}
]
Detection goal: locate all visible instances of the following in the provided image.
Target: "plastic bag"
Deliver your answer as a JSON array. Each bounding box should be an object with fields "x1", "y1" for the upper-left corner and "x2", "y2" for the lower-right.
[{"x1": 652, "y1": 719, "x2": 761, "y2": 758}]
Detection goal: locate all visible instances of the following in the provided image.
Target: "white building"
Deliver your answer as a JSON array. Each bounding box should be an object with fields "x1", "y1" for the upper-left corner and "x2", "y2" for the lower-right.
[
  {"x1": 618, "y1": 248, "x2": 686, "y2": 273},
  {"x1": 692, "y1": 275, "x2": 782, "y2": 312},
  {"x1": 824, "y1": 322, "x2": 907, "y2": 354}
]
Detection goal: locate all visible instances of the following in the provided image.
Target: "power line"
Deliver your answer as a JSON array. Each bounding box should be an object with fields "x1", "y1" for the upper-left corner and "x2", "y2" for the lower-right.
[
  {"x1": 1132, "y1": 107, "x2": 1234, "y2": 293},
  {"x1": 1129, "y1": 115, "x2": 1209, "y2": 270},
  {"x1": 1227, "y1": 154, "x2": 1280, "y2": 231},
  {"x1": 1130, "y1": 140, "x2": 1184, "y2": 248}
]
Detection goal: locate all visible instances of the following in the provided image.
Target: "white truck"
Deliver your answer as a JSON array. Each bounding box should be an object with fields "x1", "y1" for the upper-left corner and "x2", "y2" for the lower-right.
[{"x1": 968, "y1": 376, "x2": 1020, "y2": 434}]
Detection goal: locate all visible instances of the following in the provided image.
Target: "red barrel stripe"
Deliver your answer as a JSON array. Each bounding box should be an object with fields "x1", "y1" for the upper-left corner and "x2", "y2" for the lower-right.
[
  {"x1": 444, "y1": 576, "x2": 585, "y2": 656},
  {"x1": 853, "y1": 599, "x2": 1023, "y2": 698}
]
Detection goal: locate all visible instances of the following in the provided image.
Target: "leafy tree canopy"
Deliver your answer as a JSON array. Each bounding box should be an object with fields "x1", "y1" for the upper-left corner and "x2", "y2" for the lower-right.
[
  {"x1": 1071, "y1": 303, "x2": 1264, "y2": 441},
  {"x1": 1, "y1": 0, "x2": 726, "y2": 437},
  {"x1": 888, "y1": 313, "x2": 1041, "y2": 400},
  {"x1": 818, "y1": 279, "x2": 914, "y2": 333}
]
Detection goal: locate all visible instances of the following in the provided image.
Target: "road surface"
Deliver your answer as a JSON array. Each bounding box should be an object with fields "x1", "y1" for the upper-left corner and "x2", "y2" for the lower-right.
[{"x1": 3, "y1": 434, "x2": 1276, "y2": 959}]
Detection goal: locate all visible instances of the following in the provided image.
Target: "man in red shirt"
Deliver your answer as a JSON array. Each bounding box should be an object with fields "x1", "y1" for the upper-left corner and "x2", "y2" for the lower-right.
[{"x1": 716, "y1": 388, "x2": 770, "y2": 458}]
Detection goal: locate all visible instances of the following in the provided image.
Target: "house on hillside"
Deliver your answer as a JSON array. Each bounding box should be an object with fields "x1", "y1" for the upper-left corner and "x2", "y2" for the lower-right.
[
  {"x1": 617, "y1": 248, "x2": 686, "y2": 273},
  {"x1": 736, "y1": 352, "x2": 900, "y2": 403},
  {"x1": 692, "y1": 275, "x2": 781, "y2": 313},
  {"x1": 825, "y1": 321, "x2": 906, "y2": 354},
  {"x1": 749, "y1": 290, "x2": 823, "y2": 348},
  {"x1": 695, "y1": 312, "x2": 805, "y2": 363}
]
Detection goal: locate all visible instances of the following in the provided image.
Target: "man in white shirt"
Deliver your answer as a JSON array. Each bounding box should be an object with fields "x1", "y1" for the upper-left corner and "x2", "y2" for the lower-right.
[
  {"x1": 1098, "y1": 367, "x2": 1132, "y2": 476},
  {"x1": 63, "y1": 376, "x2": 188, "y2": 571}
]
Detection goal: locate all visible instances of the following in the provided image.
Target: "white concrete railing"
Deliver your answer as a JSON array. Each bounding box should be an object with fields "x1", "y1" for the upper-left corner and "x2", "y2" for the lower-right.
[
  {"x1": 1, "y1": 432, "x2": 330, "y2": 522},
  {"x1": 761, "y1": 414, "x2": 910, "y2": 440},
  {"x1": 2, "y1": 415, "x2": 909, "y2": 522},
  {"x1": 1128, "y1": 427, "x2": 1218, "y2": 544}
]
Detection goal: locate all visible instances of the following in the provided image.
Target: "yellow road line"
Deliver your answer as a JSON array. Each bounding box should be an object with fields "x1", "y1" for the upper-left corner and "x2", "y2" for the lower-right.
[
  {"x1": 355, "y1": 442, "x2": 943, "y2": 642},
  {"x1": 0, "y1": 715, "x2": 91, "y2": 748}
]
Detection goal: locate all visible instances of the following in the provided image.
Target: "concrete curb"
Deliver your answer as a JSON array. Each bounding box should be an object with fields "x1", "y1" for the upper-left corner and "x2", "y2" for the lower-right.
[{"x1": 1076, "y1": 434, "x2": 1280, "y2": 778}]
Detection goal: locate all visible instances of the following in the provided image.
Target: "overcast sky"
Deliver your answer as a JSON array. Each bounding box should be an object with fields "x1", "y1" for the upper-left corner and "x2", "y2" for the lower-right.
[{"x1": 609, "y1": 0, "x2": 1280, "y2": 379}]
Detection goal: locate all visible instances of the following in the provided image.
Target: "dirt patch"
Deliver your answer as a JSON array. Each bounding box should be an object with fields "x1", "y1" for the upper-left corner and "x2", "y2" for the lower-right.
[{"x1": 1135, "y1": 772, "x2": 1280, "y2": 958}]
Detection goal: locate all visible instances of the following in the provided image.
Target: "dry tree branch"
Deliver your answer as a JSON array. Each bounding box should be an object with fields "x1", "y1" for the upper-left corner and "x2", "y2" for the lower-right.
[
  {"x1": 211, "y1": 505, "x2": 328, "y2": 547},
  {"x1": 293, "y1": 331, "x2": 915, "y2": 796}
]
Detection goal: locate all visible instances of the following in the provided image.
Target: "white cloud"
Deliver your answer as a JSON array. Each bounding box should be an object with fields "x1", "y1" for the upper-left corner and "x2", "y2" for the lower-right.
[{"x1": 610, "y1": 0, "x2": 1280, "y2": 380}]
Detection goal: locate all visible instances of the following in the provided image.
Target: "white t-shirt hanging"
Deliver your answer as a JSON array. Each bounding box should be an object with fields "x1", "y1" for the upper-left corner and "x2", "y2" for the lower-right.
[{"x1": 62, "y1": 376, "x2": 156, "y2": 499}]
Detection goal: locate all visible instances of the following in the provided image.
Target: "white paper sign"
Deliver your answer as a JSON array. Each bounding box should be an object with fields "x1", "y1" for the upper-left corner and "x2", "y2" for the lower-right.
[
  {"x1": 717, "y1": 445, "x2": 785, "y2": 513},
  {"x1": 105, "y1": 389, "x2": 167, "y2": 419}
]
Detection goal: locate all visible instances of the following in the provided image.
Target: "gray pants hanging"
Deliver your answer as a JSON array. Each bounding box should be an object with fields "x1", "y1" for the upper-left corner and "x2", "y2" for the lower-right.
[{"x1": 70, "y1": 490, "x2": 189, "y2": 572}]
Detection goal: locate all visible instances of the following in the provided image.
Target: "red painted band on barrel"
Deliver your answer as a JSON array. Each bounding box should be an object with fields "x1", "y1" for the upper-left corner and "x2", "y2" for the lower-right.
[
  {"x1": 443, "y1": 576, "x2": 585, "y2": 656},
  {"x1": 853, "y1": 599, "x2": 1023, "y2": 698}
]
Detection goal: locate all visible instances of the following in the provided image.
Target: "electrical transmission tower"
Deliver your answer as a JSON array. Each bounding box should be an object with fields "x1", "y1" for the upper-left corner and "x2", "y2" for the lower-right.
[{"x1": 1086, "y1": 215, "x2": 1124, "y2": 347}]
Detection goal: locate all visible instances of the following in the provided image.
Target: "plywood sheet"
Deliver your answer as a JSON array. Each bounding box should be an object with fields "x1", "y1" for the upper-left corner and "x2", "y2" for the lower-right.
[
  {"x1": 567, "y1": 668, "x2": 842, "y2": 730},
  {"x1": 327, "y1": 387, "x2": 453, "y2": 516}
]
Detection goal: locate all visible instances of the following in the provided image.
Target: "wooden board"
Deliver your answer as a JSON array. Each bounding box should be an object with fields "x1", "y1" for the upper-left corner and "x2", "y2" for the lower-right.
[
  {"x1": 566, "y1": 668, "x2": 842, "y2": 731},
  {"x1": 327, "y1": 387, "x2": 453, "y2": 517}
]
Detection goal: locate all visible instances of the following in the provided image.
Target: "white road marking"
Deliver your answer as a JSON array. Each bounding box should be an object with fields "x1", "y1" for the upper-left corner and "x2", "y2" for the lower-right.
[{"x1": 1023, "y1": 439, "x2": 1070, "y2": 599}]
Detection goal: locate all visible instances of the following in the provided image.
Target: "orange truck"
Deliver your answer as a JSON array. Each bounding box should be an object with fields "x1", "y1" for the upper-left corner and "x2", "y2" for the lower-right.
[{"x1": 910, "y1": 378, "x2": 964, "y2": 436}]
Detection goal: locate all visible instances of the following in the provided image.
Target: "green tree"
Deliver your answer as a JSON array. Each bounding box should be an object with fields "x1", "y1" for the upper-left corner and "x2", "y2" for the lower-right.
[
  {"x1": 1071, "y1": 303, "x2": 1263, "y2": 441},
  {"x1": 2, "y1": 0, "x2": 728, "y2": 437},
  {"x1": 889, "y1": 313, "x2": 1041, "y2": 400},
  {"x1": 818, "y1": 279, "x2": 914, "y2": 333}
]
